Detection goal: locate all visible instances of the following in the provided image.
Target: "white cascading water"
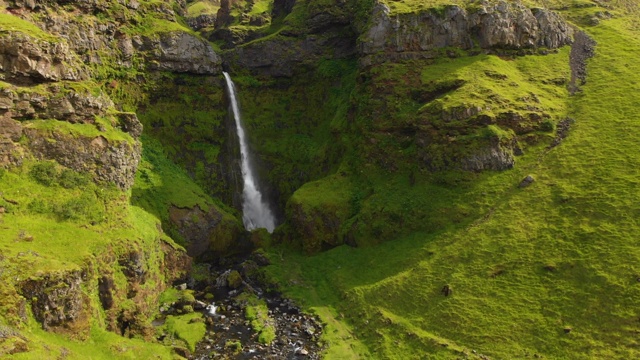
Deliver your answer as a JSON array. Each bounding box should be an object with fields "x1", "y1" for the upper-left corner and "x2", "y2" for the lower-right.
[{"x1": 222, "y1": 72, "x2": 276, "y2": 233}]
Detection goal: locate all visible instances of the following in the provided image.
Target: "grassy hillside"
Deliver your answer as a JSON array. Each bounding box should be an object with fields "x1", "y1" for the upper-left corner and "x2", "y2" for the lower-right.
[
  {"x1": 265, "y1": 2, "x2": 640, "y2": 359},
  {"x1": 3, "y1": 0, "x2": 640, "y2": 357}
]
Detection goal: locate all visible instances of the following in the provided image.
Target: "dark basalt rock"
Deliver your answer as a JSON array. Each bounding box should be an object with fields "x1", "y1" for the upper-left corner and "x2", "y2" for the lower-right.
[
  {"x1": 569, "y1": 31, "x2": 597, "y2": 94},
  {"x1": 20, "y1": 270, "x2": 90, "y2": 336},
  {"x1": 167, "y1": 205, "x2": 245, "y2": 260},
  {"x1": 519, "y1": 175, "x2": 535, "y2": 188},
  {"x1": 272, "y1": 0, "x2": 295, "y2": 18},
  {"x1": 186, "y1": 14, "x2": 217, "y2": 31},
  {"x1": 137, "y1": 31, "x2": 222, "y2": 75},
  {"x1": 98, "y1": 276, "x2": 115, "y2": 310},
  {"x1": 187, "y1": 255, "x2": 324, "y2": 359}
]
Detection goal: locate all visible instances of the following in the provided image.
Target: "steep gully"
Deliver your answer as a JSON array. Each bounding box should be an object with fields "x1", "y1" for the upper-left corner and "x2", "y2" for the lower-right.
[{"x1": 184, "y1": 75, "x2": 322, "y2": 359}]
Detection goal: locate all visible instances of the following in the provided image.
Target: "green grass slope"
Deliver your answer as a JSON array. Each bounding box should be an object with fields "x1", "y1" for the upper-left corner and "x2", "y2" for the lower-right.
[
  {"x1": 266, "y1": 5, "x2": 640, "y2": 360},
  {"x1": 0, "y1": 162, "x2": 182, "y2": 359}
]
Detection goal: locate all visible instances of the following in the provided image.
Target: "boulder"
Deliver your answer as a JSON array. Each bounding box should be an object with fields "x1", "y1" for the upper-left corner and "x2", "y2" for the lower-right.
[
  {"x1": 460, "y1": 142, "x2": 515, "y2": 171},
  {"x1": 168, "y1": 205, "x2": 245, "y2": 259},
  {"x1": 116, "y1": 112, "x2": 143, "y2": 138},
  {"x1": 519, "y1": 175, "x2": 535, "y2": 188}
]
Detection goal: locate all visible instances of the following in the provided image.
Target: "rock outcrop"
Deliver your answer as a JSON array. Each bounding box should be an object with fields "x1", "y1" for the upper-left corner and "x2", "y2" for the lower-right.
[
  {"x1": 136, "y1": 31, "x2": 222, "y2": 74},
  {"x1": 460, "y1": 141, "x2": 515, "y2": 171},
  {"x1": 221, "y1": 0, "x2": 356, "y2": 76},
  {"x1": 16, "y1": 0, "x2": 221, "y2": 76},
  {"x1": 286, "y1": 183, "x2": 352, "y2": 253},
  {"x1": 168, "y1": 205, "x2": 245, "y2": 260},
  {"x1": 272, "y1": 0, "x2": 296, "y2": 18},
  {"x1": 0, "y1": 84, "x2": 113, "y2": 122},
  {"x1": 0, "y1": 32, "x2": 87, "y2": 84},
  {"x1": 359, "y1": 1, "x2": 573, "y2": 65},
  {"x1": 19, "y1": 270, "x2": 90, "y2": 336},
  {"x1": 24, "y1": 128, "x2": 141, "y2": 189},
  {"x1": 16, "y1": 241, "x2": 191, "y2": 339},
  {"x1": 186, "y1": 14, "x2": 217, "y2": 31},
  {"x1": 0, "y1": 116, "x2": 24, "y2": 166},
  {"x1": 226, "y1": 38, "x2": 326, "y2": 77}
]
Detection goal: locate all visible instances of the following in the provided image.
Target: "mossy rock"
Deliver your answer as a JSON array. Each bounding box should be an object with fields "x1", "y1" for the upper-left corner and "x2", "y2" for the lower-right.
[
  {"x1": 286, "y1": 174, "x2": 354, "y2": 253},
  {"x1": 226, "y1": 270, "x2": 243, "y2": 289}
]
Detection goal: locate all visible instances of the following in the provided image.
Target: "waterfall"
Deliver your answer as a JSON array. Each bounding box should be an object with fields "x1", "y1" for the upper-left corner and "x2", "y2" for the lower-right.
[{"x1": 222, "y1": 72, "x2": 276, "y2": 233}]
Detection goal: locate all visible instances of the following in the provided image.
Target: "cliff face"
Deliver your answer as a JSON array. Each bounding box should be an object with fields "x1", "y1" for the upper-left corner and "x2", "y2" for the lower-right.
[
  {"x1": 0, "y1": 25, "x2": 141, "y2": 189},
  {"x1": 360, "y1": 1, "x2": 573, "y2": 65}
]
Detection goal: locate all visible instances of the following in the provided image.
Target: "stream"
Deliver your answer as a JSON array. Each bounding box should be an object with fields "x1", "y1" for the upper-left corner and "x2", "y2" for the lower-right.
[{"x1": 181, "y1": 254, "x2": 324, "y2": 359}]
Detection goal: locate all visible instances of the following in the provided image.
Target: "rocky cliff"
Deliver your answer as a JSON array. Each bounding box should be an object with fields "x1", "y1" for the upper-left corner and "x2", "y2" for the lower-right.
[{"x1": 360, "y1": 0, "x2": 573, "y2": 65}]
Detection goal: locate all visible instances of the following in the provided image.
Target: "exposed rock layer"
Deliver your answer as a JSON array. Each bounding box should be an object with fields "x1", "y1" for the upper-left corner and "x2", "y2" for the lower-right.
[
  {"x1": 360, "y1": 1, "x2": 573, "y2": 65},
  {"x1": 0, "y1": 32, "x2": 87, "y2": 84}
]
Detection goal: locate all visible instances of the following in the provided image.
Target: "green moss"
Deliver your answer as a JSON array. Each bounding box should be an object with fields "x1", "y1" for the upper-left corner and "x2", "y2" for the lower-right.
[
  {"x1": 131, "y1": 134, "x2": 241, "y2": 247},
  {"x1": 23, "y1": 118, "x2": 134, "y2": 144},
  {"x1": 264, "y1": 7, "x2": 640, "y2": 360},
  {"x1": 187, "y1": 0, "x2": 220, "y2": 16},
  {"x1": 233, "y1": 59, "x2": 357, "y2": 210},
  {"x1": 158, "y1": 287, "x2": 181, "y2": 305},
  {"x1": 225, "y1": 339, "x2": 242, "y2": 353},
  {"x1": 136, "y1": 74, "x2": 232, "y2": 203},
  {"x1": 0, "y1": 156, "x2": 186, "y2": 357},
  {"x1": 162, "y1": 313, "x2": 206, "y2": 352},
  {"x1": 8, "y1": 319, "x2": 176, "y2": 359},
  {"x1": 0, "y1": 14, "x2": 60, "y2": 42},
  {"x1": 242, "y1": 294, "x2": 276, "y2": 345},
  {"x1": 227, "y1": 270, "x2": 243, "y2": 289}
]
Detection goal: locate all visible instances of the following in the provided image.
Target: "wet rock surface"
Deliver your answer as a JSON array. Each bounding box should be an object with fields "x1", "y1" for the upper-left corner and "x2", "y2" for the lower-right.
[
  {"x1": 193, "y1": 291, "x2": 322, "y2": 359},
  {"x1": 160, "y1": 254, "x2": 324, "y2": 359}
]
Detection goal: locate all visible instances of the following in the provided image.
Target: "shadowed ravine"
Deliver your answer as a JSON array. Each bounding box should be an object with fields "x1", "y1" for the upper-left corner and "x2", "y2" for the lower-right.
[{"x1": 223, "y1": 72, "x2": 276, "y2": 233}]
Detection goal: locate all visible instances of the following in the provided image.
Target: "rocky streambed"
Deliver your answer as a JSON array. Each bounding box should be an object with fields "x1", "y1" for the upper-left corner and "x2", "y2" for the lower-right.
[{"x1": 156, "y1": 253, "x2": 324, "y2": 359}]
